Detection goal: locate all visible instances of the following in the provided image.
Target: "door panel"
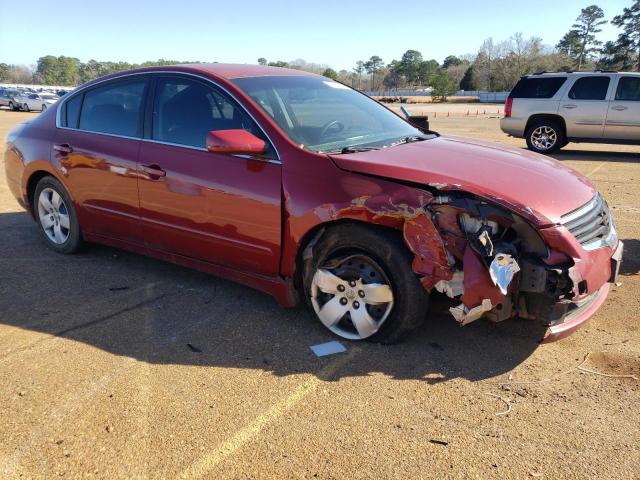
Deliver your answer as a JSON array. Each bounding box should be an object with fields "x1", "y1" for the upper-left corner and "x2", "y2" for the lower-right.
[
  {"x1": 605, "y1": 76, "x2": 640, "y2": 141},
  {"x1": 138, "y1": 142, "x2": 282, "y2": 275},
  {"x1": 52, "y1": 77, "x2": 149, "y2": 244},
  {"x1": 53, "y1": 128, "x2": 143, "y2": 243},
  {"x1": 561, "y1": 76, "x2": 612, "y2": 138}
]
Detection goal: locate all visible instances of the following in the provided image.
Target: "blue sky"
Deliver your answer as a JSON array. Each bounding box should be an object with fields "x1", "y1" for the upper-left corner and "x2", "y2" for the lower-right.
[{"x1": 1, "y1": 0, "x2": 632, "y2": 70}]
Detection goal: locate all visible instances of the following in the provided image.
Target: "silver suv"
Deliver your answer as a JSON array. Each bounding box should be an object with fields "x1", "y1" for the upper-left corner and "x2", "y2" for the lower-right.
[{"x1": 501, "y1": 72, "x2": 640, "y2": 154}]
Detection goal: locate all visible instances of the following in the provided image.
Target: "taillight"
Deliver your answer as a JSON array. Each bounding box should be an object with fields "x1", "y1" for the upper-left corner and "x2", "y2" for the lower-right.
[{"x1": 504, "y1": 97, "x2": 513, "y2": 118}]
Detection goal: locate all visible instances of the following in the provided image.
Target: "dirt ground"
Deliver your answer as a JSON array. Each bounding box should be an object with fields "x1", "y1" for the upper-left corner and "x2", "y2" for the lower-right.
[{"x1": 0, "y1": 105, "x2": 638, "y2": 479}]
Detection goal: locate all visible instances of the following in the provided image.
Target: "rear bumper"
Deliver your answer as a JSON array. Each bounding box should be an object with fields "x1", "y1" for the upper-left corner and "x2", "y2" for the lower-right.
[
  {"x1": 542, "y1": 240, "x2": 623, "y2": 343},
  {"x1": 500, "y1": 117, "x2": 525, "y2": 138}
]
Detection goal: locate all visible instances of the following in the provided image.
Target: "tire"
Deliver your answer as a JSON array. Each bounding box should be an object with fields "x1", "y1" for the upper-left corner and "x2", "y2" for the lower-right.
[
  {"x1": 34, "y1": 176, "x2": 83, "y2": 254},
  {"x1": 525, "y1": 119, "x2": 565, "y2": 154},
  {"x1": 23, "y1": 103, "x2": 29, "y2": 112},
  {"x1": 303, "y1": 223, "x2": 429, "y2": 344},
  {"x1": 8, "y1": 101, "x2": 15, "y2": 111},
  {"x1": 42, "y1": 104, "x2": 47, "y2": 111}
]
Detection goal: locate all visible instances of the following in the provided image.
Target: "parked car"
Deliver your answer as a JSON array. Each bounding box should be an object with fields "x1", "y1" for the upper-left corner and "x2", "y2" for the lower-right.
[
  {"x1": 4, "y1": 65, "x2": 623, "y2": 343},
  {"x1": 19, "y1": 92, "x2": 59, "y2": 112},
  {"x1": 501, "y1": 71, "x2": 640, "y2": 154},
  {"x1": 0, "y1": 89, "x2": 24, "y2": 111}
]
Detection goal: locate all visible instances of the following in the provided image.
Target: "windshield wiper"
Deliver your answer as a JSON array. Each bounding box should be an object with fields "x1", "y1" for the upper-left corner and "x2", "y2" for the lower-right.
[{"x1": 336, "y1": 145, "x2": 381, "y2": 154}]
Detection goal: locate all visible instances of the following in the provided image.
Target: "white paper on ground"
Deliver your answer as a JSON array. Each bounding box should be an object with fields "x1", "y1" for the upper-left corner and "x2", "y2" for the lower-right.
[{"x1": 310, "y1": 341, "x2": 347, "y2": 357}]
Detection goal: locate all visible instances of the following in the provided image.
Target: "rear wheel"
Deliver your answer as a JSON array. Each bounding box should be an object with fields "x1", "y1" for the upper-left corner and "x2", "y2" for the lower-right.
[
  {"x1": 303, "y1": 224, "x2": 429, "y2": 343},
  {"x1": 42, "y1": 104, "x2": 47, "y2": 111},
  {"x1": 23, "y1": 103, "x2": 29, "y2": 112},
  {"x1": 8, "y1": 101, "x2": 15, "y2": 111},
  {"x1": 525, "y1": 119, "x2": 565, "y2": 154},
  {"x1": 34, "y1": 176, "x2": 83, "y2": 254}
]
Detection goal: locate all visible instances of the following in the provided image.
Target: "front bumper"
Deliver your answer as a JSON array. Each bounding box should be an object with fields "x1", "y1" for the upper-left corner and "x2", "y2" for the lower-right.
[{"x1": 542, "y1": 240, "x2": 623, "y2": 342}]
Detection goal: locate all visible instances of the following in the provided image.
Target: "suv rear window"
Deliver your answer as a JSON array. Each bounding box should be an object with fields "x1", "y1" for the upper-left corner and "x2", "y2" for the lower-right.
[
  {"x1": 509, "y1": 77, "x2": 567, "y2": 99},
  {"x1": 568, "y1": 76, "x2": 610, "y2": 100}
]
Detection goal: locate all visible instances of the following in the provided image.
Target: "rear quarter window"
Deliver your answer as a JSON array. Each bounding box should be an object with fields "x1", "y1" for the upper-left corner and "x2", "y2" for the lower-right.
[
  {"x1": 62, "y1": 94, "x2": 83, "y2": 128},
  {"x1": 509, "y1": 77, "x2": 567, "y2": 99}
]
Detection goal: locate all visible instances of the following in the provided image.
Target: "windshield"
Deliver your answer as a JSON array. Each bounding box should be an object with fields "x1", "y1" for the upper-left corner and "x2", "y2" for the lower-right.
[{"x1": 232, "y1": 76, "x2": 428, "y2": 153}]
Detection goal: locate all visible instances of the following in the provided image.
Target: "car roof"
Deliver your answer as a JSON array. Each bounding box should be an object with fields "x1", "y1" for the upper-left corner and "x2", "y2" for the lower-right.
[
  {"x1": 83, "y1": 63, "x2": 316, "y2": 87},
  {"x1": 528, "y1": 71, "x2": 640, "y2": 77}
]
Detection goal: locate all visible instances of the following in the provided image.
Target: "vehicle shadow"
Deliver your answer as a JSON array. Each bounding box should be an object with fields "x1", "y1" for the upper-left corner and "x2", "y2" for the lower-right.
[
  {"x1": 0, "y1": 211, "x2": 544, "y2": 383},
  {"x1": 550, "y1": 149, "x2": 640, "y2": 163}
]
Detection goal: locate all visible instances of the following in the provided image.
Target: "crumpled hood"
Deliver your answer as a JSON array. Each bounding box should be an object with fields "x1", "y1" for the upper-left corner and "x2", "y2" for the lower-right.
[{"x1": 330, "y1": 135, "x2": 596, "y2": 226}]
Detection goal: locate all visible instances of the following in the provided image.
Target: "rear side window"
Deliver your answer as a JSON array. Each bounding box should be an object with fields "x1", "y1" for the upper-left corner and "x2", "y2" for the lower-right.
[
  {"x1": 615, "y1": 76, "x2": 640, "y2": 101},
  {"x1": 78, "y1": 80, "x2": 147, "y2": 137},
  {"x1": 568, "y1": 77, "x2": 610, "y2": 100},
  {"x1": 509, "y1": 77, "x2": 567, "y2": 99}
]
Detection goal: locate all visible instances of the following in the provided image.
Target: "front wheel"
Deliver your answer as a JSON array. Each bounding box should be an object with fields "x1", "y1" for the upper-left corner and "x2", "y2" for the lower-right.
[
  {"x1": 34, "y1": 176, "x2": 83, "y2": 254},
  {"x1": 22, "y1": 103, "x2": 29, "y2": 112},
  {"x1": 303, "y1": 224, "x2": 429, "y2": 343},
  {"x1": 42, "y1": 104, "x2": 47, "y2": 111},
  {"x1": 525, "y1": 120, "x2": 565, "y2": 154}
]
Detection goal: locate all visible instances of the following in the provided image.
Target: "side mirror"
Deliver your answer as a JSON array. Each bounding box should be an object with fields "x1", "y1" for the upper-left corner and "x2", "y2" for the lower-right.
[
  {"x1": 206, "y1": 129, "x2": 266, "y2": 155},
  {"x1": 400, "y1": 106, "x2": 430, "y2": 131}
]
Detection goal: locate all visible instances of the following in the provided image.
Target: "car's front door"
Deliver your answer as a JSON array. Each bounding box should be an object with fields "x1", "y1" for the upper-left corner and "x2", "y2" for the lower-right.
[
  {"x1": 560, "y1": 75, "x2": 612, "y2": 139},
  {"x1": 604, "y1": 75, "x2": 640, "y2": 141},
  {"x1": 53, "y1": 77, "x2": 149, "y2": 245},
  {"x1": 137, "y1": 75, "x2": 282, "y2": 276}
]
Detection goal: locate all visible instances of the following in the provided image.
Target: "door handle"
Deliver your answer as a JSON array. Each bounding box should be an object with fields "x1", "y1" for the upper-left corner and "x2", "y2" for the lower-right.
[
  {"x1": 141, "y1": 164, "x2": 166, "y2": 179},
  {"x1": 53, "y1": 143, "x2": 73, "y2": 154},
  {"x1": 562, "y1": 104, "x2": 577, "y2": 109},
  {"x1": 611, "y1": 105, "x2": 628, "y2": 111}
]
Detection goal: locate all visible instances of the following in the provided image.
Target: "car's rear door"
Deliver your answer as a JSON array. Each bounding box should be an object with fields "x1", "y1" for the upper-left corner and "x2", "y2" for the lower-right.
[
  {"x1": 137, "y1": 74, "x2": 282, "y2": 275},
  {"x1": 560, "y1": 75, "x2": 613, "y2": 139},
  {"x1": 53, "y1": 76, "x2": 149, "y2": 245},
  {"x1": 604, "y1": 75, "x2": 640, "y2": 141}
]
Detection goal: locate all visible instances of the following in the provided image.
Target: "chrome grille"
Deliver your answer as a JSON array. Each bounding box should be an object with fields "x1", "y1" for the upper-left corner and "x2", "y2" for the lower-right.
[{"x1": 560, "y1": 194, "x2": 613, "y2": 249}]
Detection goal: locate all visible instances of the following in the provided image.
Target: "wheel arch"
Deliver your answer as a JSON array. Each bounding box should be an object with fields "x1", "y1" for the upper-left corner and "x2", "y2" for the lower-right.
[
  {"x1": 293, "y1": 219, "x2": 405, "y2": 291},
  {"x1": 525, "y1": 114, "x2": 567, "y2": 136},
  {"x1": 26, "y1": 170, "x2": 56, "y2": 219}
]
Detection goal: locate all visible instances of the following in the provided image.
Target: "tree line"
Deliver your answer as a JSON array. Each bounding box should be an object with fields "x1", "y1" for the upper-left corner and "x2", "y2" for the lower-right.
[{"x1": 1, "y1": 1, "x2": 638, "y2": 95}]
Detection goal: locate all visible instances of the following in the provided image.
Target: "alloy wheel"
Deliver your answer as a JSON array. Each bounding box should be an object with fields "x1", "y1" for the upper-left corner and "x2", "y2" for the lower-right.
[
  {"x1": 310, "y1": 254, "x2": 394, "y2": 340},
  {"x1": 37, "y1": 188, "x2": 71, "y2": 244},
  {"x1": 531, "y1": 126, "x2": 557, "y2": 151}
]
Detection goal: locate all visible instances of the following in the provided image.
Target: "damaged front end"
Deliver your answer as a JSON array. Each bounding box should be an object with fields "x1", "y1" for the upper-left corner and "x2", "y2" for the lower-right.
[
  {"x1": 411, "y1": 192, "x2": 619, "y2": 342},
  {"x1": 309, "y1": 179, "x2": 619, "y2": 342}
]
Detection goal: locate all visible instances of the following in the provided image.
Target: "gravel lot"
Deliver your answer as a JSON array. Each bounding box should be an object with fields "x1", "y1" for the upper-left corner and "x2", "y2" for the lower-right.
[{"x1": 0, "y1": 106, "x2": 638, "y2": 479}]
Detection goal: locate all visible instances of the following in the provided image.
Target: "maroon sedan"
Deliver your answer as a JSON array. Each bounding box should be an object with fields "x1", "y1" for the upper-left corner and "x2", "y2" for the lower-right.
[{"x1": 4, "y1": 64, "x2": 623, "y2": 343}]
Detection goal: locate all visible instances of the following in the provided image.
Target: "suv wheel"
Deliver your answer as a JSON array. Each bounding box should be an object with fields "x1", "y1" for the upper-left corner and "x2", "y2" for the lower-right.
[
  {"x1": 8, "y1": 101, "x2": 15, "y2": 111},
  {"x1": 303, "y1": 224, "x2": 429, "y2": 343},
  {"x1": 525, "y1": 120, "x2": 565, "y2": 154}
]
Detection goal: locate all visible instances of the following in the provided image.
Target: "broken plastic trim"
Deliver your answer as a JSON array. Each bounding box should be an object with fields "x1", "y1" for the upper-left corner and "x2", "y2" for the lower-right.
[{"x1": 450, "y1": 299, "x2": 493, "y2": 326}]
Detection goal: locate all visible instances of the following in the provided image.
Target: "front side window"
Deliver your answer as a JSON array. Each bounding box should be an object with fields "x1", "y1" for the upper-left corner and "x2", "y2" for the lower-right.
[
  {"x1": 152, "y1": 76, "x2": 271, "y2": 155},
  {"x1": 232, "y1": 76, "x2": 427, "y2": 153},
  {"x1": 615, "y1": 76, "x2": 640, "y2": 101},
  {"x1": 568, "y1": 76, "x2": 610, "y2": 100},
  {"x1": 78, "y1": 80, "x2": 147, "y2": 137}
]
